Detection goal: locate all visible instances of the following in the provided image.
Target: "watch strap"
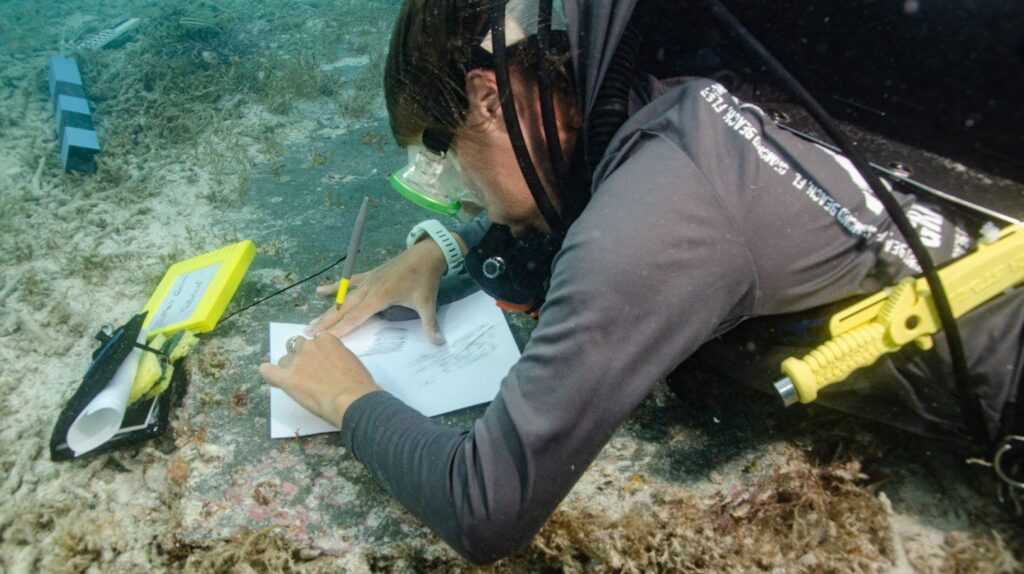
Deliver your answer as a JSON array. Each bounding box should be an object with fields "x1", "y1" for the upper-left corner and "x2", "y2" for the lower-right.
[{"x1": 406, "y1": 220, "x2": 464, "y2": 277}]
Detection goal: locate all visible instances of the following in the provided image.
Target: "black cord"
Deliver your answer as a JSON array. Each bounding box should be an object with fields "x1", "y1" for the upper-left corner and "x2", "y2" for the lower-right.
[
  {"x1": 490, "y1": 0, "x2": 566, "y2": 235},
  {"x1": 536, "y1": 0, "x2": 572, "y2": 209},
  {"x1": 702, "y1": 0, "x2": 988, "y2": 447},
  {"x1": 219, "y1": 254, "x2": 347, "y2": 325}
]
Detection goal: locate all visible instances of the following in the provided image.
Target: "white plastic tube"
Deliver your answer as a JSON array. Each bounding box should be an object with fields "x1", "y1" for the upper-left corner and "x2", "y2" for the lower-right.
[{"x1": 66, "y1": 328, "x2": 148, "y2": 456}]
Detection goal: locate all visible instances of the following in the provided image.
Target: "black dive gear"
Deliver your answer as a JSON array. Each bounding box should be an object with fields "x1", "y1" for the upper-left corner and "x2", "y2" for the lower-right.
[
  {"x1": 585, "y1": 24, "x2": 643, "y2": 176},
  {"x1": 490, "y1": 0, "x2": 566, "y2": 236},
  {"x1": 536, "y1": 0, "x2": 571, "y2": 200},
  {"x1": 701, "y1": 0, "x2": 1024, "y2": 521},
  {"x1": 463, "y1": 0, "x2": 571, "y2": 313},
  {"x1": 476, "y1": 0, "x2": 983, "y2": 449},
  {"x1": 466, "y1": 224, "x2": 562, "y2": 314},
  {"x1": 699, "y1": 0, "x2": 984, "y2": 447},
  {"x1": 465, "y1": 0, "x2": 639, "y2": 314},
  {"x1": 49, "y1": 312, "x2": 179, "y2": 461}
]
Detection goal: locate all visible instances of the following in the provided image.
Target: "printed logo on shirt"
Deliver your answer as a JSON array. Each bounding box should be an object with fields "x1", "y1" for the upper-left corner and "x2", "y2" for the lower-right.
[
  {"x1": 700, "y1": 83, "x2": 790, "y2": 176},
  {"x1": 697, "y1": 81, "x2": 962, "y2": 274},
  {"x1": 815, "y1": 145, "x2": 887, "y2": 216},
  {"x1": 699, "y1": 82, "x2": 878, "y2": 240}
]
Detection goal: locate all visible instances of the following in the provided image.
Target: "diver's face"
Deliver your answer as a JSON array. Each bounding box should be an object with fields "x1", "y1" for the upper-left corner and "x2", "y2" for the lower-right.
[
  {"x1": 453, "y1": 69, "x2": 560, "y2": 236},
  {"x1": 452, "y1": 125, "x2": 548, "y2": 236}
]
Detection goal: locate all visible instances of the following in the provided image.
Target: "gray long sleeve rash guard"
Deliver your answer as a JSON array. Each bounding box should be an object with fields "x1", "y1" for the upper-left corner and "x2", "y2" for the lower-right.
[{"x1": 338, "y1": 77, "x2": 1024, "y2": 564}]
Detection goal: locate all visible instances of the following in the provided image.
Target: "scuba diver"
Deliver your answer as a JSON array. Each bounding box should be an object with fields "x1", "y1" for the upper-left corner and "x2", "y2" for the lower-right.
[{"x1": 258, "y1": 0, "x2": 1024, "y2": 563}]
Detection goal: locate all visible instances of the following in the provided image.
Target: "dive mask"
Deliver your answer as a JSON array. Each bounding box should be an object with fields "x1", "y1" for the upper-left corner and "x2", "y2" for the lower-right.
[{"x1": 389, "y1": 128, "x2": 476, "y2": 216}]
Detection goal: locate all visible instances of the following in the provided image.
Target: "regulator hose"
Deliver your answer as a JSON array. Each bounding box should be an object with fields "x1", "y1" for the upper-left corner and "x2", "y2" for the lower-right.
[{"x1": 586, "y1": 25, "x2": 643, "y2": 177}]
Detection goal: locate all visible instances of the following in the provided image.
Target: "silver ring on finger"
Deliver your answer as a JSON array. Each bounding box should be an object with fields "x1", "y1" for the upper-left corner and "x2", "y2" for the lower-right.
[{"x1": 286, "y1": 335, "x2": 305, "y2": 354}]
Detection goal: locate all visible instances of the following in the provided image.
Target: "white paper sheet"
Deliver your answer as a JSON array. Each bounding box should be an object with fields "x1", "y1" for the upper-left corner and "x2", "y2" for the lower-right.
[
  {"x1": 268, "y1": 290, "x2": 521, "y2": 438},
  {"x1": 66, "y1": 328, "x2": 148, "y2": 456}
]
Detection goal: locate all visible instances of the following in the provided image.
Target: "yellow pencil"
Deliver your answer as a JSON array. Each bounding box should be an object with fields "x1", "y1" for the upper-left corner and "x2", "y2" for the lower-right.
[{"x1": 336, "y1": 196, "x2": 370, "y2": 308}]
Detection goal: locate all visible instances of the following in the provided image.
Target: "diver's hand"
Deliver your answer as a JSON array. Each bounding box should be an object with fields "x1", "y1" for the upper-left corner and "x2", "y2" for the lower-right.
[
  {"x1": 306, "y1": 235, "x2": 464, "y2": 344},
  {"x1": 259, "y1": 334, "x2": 380, "y2": 427}
]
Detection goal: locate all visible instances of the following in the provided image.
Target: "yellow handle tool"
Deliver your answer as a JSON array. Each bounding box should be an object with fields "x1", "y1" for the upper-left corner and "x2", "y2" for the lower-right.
[{"x1": 775, "y1": 224, "x2": 1024, "y2": 406}]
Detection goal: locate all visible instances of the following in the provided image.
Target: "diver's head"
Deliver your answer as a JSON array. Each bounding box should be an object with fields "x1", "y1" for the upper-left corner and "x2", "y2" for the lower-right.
[{"x1": 384, "y1": 0, "x2": 580, "y2": 235}]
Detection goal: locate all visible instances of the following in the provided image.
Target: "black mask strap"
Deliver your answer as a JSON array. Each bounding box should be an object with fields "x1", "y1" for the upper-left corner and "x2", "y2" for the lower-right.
[
  {"x1": 422, "y1": 126, "x2": 452, "y2": 156},
  {"x1": 536, "y1": 0, "x2": 574, "y2": 220},
  {"x1": 490, "y1": 0, "x2": 566, "y2": 236}
]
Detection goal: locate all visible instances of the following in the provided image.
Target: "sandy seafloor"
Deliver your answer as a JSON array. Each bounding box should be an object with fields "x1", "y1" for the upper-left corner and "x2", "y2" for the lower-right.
[{"x1": 1, "y1": 0, "x2": 1022, "y2": 572}]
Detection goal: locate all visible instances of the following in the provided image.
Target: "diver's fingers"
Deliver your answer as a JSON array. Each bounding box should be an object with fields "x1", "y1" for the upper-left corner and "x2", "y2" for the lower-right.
[
  {"x1": 418, "y1": 309, "x2": 446, "y2": 345},
  {"x1": 315, "y1": 282, "x2": 339, "y2": 297},
  {"x1": 315, "y1": 271, "x2": 371, "y2": 298},
  {"x1": 325, "y1": 300, "x2": 382, "y2": 339},
  {"x1": 306, "y1": 307, "x2": 342, "y2": 336},
  {"x1": 278, "y1": 353, "x2": 296, "y2": 369},
  {"x1": 307, "y1": 303, "x2": 351, "y2": 337},
  {"x1": 306, "y1": 291, "x2": 371, "y2": 337},
  {"x1": 412, "y1": 289, "x2": 445, "y2": 345},
  {"x1": 306, "y1": 287, "x2": 371, "y2": 334},
  {"x1": 259, "y1": 362, "x2": 284, "y2": 387}
]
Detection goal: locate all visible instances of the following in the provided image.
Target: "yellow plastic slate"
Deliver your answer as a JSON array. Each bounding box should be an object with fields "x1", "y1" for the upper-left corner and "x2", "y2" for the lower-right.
[{"x1": 142, "y1": 240, "x2": 256, "y2": 338}]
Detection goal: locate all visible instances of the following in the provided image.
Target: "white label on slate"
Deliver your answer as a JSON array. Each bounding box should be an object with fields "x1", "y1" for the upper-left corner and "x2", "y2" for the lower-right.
[{"x1": 148, "y1": 263, "x2": 221, "y2": 330}]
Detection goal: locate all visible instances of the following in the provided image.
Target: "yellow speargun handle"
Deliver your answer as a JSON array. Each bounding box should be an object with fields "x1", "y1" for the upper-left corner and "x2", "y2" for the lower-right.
[{"x1": 775, "y1": 224, "x2": 1024, "y2": 406}]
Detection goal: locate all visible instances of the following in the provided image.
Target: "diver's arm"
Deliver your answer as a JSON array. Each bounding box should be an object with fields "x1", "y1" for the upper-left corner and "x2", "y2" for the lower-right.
[{"x1": 341, "y1": 140, "x2": 757, "y2": 564}]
